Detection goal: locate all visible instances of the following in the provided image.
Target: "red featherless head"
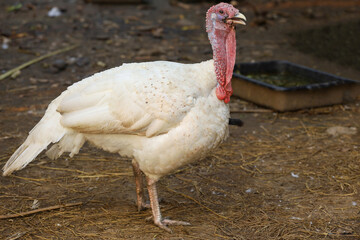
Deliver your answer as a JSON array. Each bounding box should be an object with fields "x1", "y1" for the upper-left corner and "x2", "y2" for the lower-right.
[{"x1": 206, "y1": 3, "x2": 246, "y2": 103}]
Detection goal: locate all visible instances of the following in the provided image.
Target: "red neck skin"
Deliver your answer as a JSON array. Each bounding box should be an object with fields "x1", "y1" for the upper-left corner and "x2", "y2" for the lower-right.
[{"x1": 211, "y1": 28, "x2": 236, "y2": 103}]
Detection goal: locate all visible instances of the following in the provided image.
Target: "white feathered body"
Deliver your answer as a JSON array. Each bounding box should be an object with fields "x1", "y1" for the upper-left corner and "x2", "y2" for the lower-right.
[{"x1": 3, "y1": 59, "x2": 229, "y2": 180}]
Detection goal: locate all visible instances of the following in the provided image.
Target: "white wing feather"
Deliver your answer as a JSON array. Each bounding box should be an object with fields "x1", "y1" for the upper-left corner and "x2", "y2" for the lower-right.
[{"x1": 58, "y1": 61, "x2": 213, "y2": 137}]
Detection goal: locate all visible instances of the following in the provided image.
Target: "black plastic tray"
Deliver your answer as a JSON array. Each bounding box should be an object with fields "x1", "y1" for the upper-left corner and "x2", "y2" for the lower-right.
[{"x1": 232, "y1": 61, "x2": 360, "y2": 111}]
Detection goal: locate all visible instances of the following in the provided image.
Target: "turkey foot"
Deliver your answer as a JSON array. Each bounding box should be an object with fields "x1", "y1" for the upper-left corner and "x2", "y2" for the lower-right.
[
  {"x1": 132, "y1": 160, "x2": 150, "y2": 211},
  {"x1": 146, "y1": 177, "x2": 190, "y2": 233},
  {"x1": 155, "y1": 219, "x2": 191, "y2": 233},
  {"x1": 145, "y1": 216, "x2": 190, "y2": 224}
]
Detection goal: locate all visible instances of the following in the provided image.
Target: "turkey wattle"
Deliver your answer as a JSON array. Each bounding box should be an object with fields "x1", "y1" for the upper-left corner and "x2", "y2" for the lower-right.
[{"x1": 3, "y1": 3, "x2": 246, "y2": 232}]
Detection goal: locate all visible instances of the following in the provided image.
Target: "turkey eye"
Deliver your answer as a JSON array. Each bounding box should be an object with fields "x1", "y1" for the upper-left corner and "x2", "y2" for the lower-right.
[{"x1": 219, "y1": 10, "x2": 224, "y2": 14}]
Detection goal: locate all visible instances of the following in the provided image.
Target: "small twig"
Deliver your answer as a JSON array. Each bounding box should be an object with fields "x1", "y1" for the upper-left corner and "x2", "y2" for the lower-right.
[
  {"x1": 299, "y1": 120, "x2": 311, "y2": 137},
  {"x1": 77, "y1": 172, "x2": 133, "y2": 178},
  {"x1": 8, "y1": 85, "x2": 38, "y2": 92},
  {"x1": 231, "y1": 109, "x2": 274, "y2": 113},
  {"x1": 0, "y1": 202, "x2": 83, "y2": 220},
  {"x1": 38, "y1": 166, "x2": 88, "y2": 174},
  {"x1": 11, "y1": 175, "x2": 48, "y2": 182},
  {"x1": 0, "y1": 44, "x2": 78, "y2": 81}
]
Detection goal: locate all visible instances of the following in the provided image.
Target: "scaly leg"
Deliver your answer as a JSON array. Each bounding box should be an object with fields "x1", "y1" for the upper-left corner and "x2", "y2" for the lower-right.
[
  {"x1": 132, "y1": 159, "x2": 150, "y2": 211},
  {"x1": 146, "y1": 176, "x2": 190, "y2": 233}
]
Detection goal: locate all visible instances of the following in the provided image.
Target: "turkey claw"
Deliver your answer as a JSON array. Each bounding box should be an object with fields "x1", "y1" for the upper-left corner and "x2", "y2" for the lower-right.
[
  {"x1": 162, "y1": 219, "x2": 191, "y2": 226},
  {"x1": 154, "y1": 219, "x2": 191, "y2": 233}
]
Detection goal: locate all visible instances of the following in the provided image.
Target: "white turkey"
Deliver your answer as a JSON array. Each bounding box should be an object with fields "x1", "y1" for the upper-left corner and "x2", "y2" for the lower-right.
[{"x1": 3, "y1": 2, "x2": 246, "y2": 232}]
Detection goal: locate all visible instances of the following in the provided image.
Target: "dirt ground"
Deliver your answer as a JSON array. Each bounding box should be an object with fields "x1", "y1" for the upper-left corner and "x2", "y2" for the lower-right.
[{"x1": 1, "y1": 0, "x2": 360, "y2": 239}]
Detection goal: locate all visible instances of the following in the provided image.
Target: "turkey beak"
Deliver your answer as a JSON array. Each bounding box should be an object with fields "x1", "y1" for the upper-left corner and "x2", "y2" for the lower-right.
[{"x1": 227, "y1": 12, "x2": 247, "y2": 25}]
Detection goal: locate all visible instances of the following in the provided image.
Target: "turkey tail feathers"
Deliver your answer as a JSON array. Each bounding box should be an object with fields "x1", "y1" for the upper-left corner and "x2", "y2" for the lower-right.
[{"x1": 3, "y1": 98, "x2": 66, "y2": 176}]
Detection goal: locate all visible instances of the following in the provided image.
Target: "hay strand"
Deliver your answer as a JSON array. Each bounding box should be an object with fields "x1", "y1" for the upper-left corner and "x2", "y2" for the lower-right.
[{"x1": 0, "y1": 202, "x2": 83, "y2": 220}]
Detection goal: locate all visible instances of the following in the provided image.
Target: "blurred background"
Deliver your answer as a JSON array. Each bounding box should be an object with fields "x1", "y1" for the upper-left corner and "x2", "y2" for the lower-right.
[
  {"x1": 1, "y1": 1, "x2": 360, "y2": 239},
  {"x1": 1, "y1": 0, "x2": 359, "y2": 85}
]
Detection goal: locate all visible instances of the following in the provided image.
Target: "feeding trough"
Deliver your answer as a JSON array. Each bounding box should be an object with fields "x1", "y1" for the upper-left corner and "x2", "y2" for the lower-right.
[{"x1": 232, "y1": 60, "x2": 360, "y2": 111}]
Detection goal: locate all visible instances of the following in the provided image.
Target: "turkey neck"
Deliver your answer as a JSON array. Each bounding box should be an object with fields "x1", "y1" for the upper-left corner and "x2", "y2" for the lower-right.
[
  {"x1": 212, "y1": 28, "x2": 236, "y2": 103},
  {"x1": 208, "y1": 27, "x2": 236, "y2": 104}
]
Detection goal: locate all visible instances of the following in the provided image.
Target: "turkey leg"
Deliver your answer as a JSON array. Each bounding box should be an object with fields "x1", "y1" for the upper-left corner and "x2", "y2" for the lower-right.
[
  {"x1": 146, "y1": 176, "x2": 190, "y2": 233},
  {"x1": 131, "y1": 159, "x2": 150, "y2": 211}
]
